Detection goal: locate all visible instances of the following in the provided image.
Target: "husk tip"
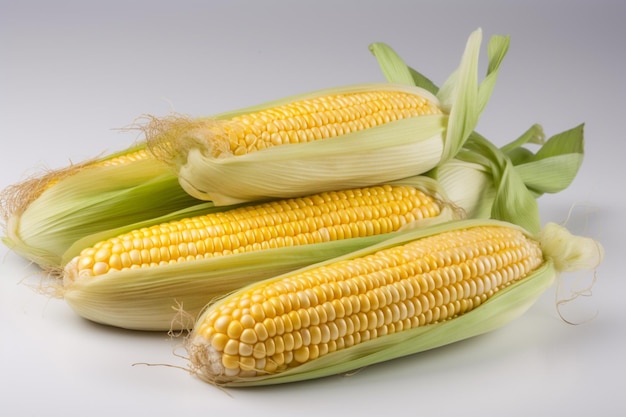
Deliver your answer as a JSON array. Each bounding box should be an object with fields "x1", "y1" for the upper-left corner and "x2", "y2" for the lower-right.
[{"x1": 539, "y1": 222, "x2": 604, "y2": 273}]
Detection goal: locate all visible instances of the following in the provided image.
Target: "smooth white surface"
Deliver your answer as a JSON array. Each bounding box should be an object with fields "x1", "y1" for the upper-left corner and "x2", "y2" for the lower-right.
[{"x1": 1, "y1": 1, "x2": 624, "y2": 416}]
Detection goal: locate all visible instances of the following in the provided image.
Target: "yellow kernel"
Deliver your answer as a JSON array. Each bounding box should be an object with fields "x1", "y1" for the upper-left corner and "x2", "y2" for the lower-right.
[
  {"x1": 223, "y1": 339, "x2": 240, "y2": 356},
  {"x1": 221, "y1": 353, "x2": 240, "y2": 370},
  {"x1": 252, "y1": 342, "x2": 266, "y2": 359},
  {"x1": 265, "y1": 339, "x2": 276, "y2": 356},
  {"x1": 271, "y1": 352, "x2": 285, "y2": 367},
  {"x1": 92, "y1": 262, "x2": 109, "y2": 275},
  {"x1": 210, "y1": 333, "x2": 229, "y2": 351},
  {"x1": 239, "y1": 356, "x2": 256, "y2": 371},
  {"x1": 240, "y1": 328, "x2": 258, "y2": 345},
  {"x1": 226, "y1": 320, "x2": 243, "y2": 339},
  {"x1": 274, "y1": 337, "x2": 285, "y2": 354},
  {"x1": 213, "y1": 315, "x2": 231, "y2": 333},
  {"x1": 294, "y1": 347, "x2": 310, "y2": 364},
  {"x1": 283, "y1": 333, "x2": 295, "y2": 351},
  {"x1": 240, "y1": 314, "x2": 255, "y2": 329},
  {"x1": 94, "y1": 248, "x2": 111, "y2": 262},
  {"x1": 239, "y1": 342, "x2": 253, "y2": 357},
  {"x1": 77, "y1": 256, "x2": 95, "y2": 271}
]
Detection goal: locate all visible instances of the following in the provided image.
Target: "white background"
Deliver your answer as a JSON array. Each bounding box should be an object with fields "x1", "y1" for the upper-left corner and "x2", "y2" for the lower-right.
[{"x1": 1, "y1": 1, "x2": 624, "y2": 416}]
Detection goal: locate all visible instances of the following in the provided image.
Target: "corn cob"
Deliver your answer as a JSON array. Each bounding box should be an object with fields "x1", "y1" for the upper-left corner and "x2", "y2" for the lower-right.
[
  {"x1": 61, "y1": 179, "x2": 458, "y2": 330},
  {"x1": 146, "y1": 29, "x2": 508, "y2": 205},
  {"x1": 186, "y1": 219, "x2": 603, "y2": 386},
  {"x1": 66, "y1": 184, "x2": 442, "y2": 279},
  {"x1": 153, "y1": 90, "x2": 441, "y2": 159}
]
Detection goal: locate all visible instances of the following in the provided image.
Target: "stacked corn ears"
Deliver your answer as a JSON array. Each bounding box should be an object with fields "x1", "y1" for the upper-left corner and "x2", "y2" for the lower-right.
[{"x1": 0, "y1": 29, "x2": 603, "y2": 387}]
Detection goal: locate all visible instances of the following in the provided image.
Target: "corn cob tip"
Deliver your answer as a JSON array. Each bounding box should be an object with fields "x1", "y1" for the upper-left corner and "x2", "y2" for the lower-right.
[
  {"x1": 187, "y1": 335, "x2": 231, "y2": 383},
  {"x1": 62, "y1": 257, "x2": 81, "y2": 288}
]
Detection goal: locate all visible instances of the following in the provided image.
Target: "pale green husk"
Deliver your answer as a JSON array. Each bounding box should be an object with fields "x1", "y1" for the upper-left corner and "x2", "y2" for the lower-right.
[
  {"x1": 430, "y1": 122, "x2": 584, "y2": 227},
  {"x1": 0, "y1": 145, "x2": 208, "y2": 269},
  {"x1": 61, "y1": 176, "x2": 460, "y2": 331},
  {"x1": 441, "y1": 125, "x2": 584, "y2": 235},
  {"x1": 188, "y1": 219, "x2": 603, "y2": 387},
  {"x1": 147, "y1": 29, "x2": 508, "y2": 205}
]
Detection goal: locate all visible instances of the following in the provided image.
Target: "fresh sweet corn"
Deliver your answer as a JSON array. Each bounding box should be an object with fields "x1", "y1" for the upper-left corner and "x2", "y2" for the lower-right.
[
  {"x1": 146, "y1": 29, "x2": 508, "y2": 205},
  {"x1": 62, "y1": 179, "x2": 459, "y2": 331},
  {"x1": 60, "y1": 118, "x2": 587, "y2": 332},
  {"x1": 146, "y1": 84, "x2": 446, "y2": 206},
  {"x1": 186, "y1": 219, "x2": 603, "y2": 386}
]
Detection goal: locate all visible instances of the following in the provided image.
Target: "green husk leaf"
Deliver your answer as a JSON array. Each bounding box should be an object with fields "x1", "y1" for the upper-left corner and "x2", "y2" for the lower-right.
[
  {"x1": 476, "y1": 34, "x2": 510, "y2": 112},
  {"x1": 500, "y1": 123, "x2": 546, "y2": 157},
  {"x1": 430, "y1": 123, "x2": 585, "y2": 232},
  {"x1": 373, "y1": 38, "x2": 582, "y2": 234},
  {"x1": 428, "y1": 157, "x2": 496, "y2": 219},
  {"x1": 437, "y1": 29, "x2": 480, "y2": 161},
  {"x1": 407, "y1": 68, "x2": 440, "y2": 96},
  {"x1": 367, "y1": 42, "x2": 415, "y2": 86},
  {"x1": 455, "y1": 134, "x2": 541, "y2": 234},
  {"x1": 514, "y1": 124, "x2": 585, "y2": 195}
]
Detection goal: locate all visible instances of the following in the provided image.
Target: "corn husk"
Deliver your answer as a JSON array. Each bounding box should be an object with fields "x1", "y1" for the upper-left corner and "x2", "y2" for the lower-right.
[
  {"x1": 146, "y1": 29, "x2": 508, "y2": 205},
  {"x1": 431, "y1": 124, "x2": 584, "y2": 235},
  {"x1": 186, "y1": 218, "x2": 604, "y2": 387},
  {"x1": 0, "y1": 144, "x2": 217, "y2": 270}
]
